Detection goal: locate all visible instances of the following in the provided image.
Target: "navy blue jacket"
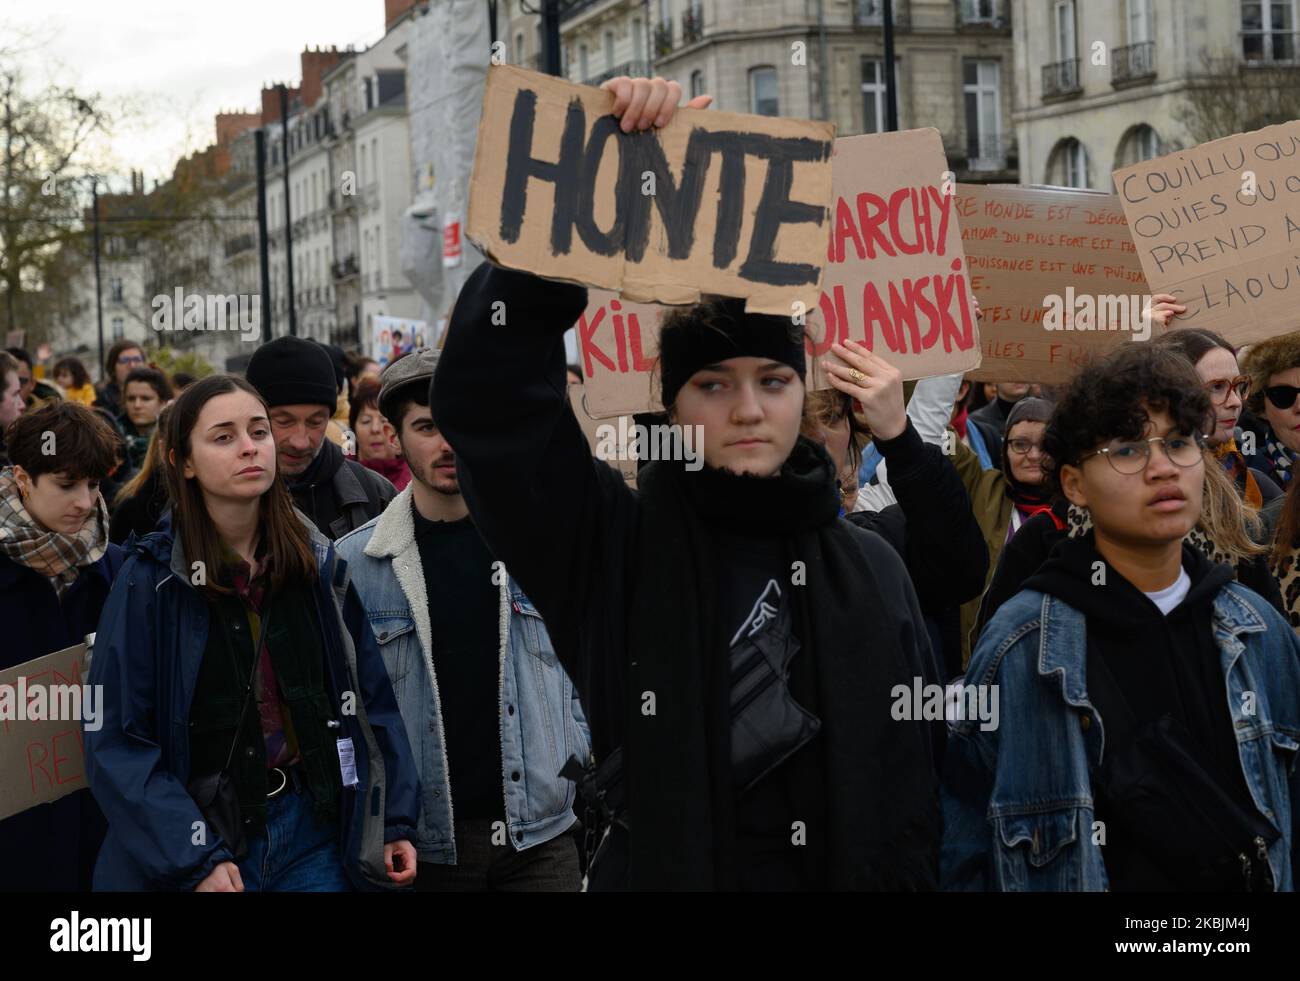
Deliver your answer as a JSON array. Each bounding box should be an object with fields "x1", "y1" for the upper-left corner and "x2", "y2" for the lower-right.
[
  {"x1": 0, "y1": 544, "x2": 125, "y2": 891},
  {"x1": 84, "y1": 517, "x2": 420, "y2": 891}
]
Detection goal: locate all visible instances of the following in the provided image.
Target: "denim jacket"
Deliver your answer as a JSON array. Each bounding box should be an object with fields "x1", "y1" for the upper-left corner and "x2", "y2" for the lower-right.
[
  {"x1": 336, "y1": 485, "x2": 591, "y2": 863},
  {"x1": 941, "y1": 583, "x2": 1300, "y2": 891}
]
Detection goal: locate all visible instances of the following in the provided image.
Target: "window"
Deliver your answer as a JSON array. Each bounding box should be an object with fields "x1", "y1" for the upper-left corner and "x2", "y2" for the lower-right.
[
  {"x1": 861, "y1": 58, "x2": 903, "y2": 133},
  {"x1": 111, "y1": 317, "x2": 124, "y2": 341},
  {"x1": 750, "y1": 66, "x2": 779, "y2": 116},
  {"x1": 110, "y1": 277, "x2": 123, "y2": 303},
  {"x1": 963, "y1": 60, "x2": 1002, "y2": 168},
  {"x1": 372, "y1": 139, "x2": 379, "y2": 181},
  {"x1": 360, "y1": 144, "x2": 367, "y2": 186},
  {"x1": 515, "y1": 32, "x2": 525, "y2": 65},
  {"x1": 1050, "y1": 137, "x2": 1090, "y2": 188},
  {"x1": 1127, "y1": 0, "x2": 1152, "y2": 43},
  {"x1": 1243, "y1": 0, "x2": 1298, "y2": 61},
  {"x1": 605, "y1": 30, "x2": 616, "y2": 71},
  {"x1": 961, "y1": 0, "x2": 996, "y2": 23},
  {"x1": 633, "y1": 18, "x2": 644, "y2": 60},
  {"x1": 690, "y1": 69, "x2": 705, "y2": 99},
  {"x1": 858, "y1": 0, "x2": 883, "y2": 24},
  {"x1": 579, "y1": 44, "x2": 589, "y2": 80},
  {"x1": 1054, "y1": 0, "x2": 1077, "y2": 60},
  {"x1": 1115, "y1": 124, "x2": 1160, "y2": 168}
]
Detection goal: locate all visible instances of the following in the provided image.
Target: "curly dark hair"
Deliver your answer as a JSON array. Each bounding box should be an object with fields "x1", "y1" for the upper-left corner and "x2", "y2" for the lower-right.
[{"x1": 1042, "y1": 344, "x2": 1211, "y2": 494}]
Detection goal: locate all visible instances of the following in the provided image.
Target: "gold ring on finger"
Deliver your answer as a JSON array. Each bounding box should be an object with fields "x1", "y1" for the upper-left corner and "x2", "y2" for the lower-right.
[{"x1": 849, "y1": 369, "x2": 866, "y2": 382}]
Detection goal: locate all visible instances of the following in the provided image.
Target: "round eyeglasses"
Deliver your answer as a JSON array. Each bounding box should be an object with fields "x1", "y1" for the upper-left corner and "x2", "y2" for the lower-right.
[
  {"x1": 1079, "y1": 434, "x2": 1205, "y2": 475},
  {"x1": 1204, "y1": 376, "x2": 1250, "y2": 405}
]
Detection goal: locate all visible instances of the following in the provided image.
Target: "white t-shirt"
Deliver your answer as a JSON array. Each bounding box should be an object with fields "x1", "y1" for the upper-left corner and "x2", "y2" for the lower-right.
[{"x1": 1142, "y1": 567, "x2": 1191, "y2": 616}]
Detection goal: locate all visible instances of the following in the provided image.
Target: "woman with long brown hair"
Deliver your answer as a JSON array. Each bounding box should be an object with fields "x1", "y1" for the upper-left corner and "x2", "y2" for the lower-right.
[{"x1": 85, "y1": 374, "x2": 419, "y2": 891}]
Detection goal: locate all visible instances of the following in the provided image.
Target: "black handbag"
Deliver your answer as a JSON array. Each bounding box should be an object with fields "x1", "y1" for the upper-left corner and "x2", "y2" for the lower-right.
[{"x1": 186, "y1": 611, "x2": 270, "y2": 863}]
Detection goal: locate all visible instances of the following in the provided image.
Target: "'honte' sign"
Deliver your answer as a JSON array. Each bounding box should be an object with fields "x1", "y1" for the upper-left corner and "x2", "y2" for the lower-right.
[{"x1": 468, "y1": 65, "x2": 835, "y2": 316}]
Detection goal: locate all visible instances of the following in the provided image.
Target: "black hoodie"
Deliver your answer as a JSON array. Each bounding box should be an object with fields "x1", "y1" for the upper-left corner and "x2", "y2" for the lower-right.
[{"x1": 1023, "y1": 535, "x2": 1259, "y2": 889}]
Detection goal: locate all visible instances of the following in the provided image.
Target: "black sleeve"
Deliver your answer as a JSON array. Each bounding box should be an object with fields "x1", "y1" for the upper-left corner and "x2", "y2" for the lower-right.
[
  {"x1": 870, "y1": 420, "x2": 989, "y2": 612},
  {"x1": 430, "y1": 262, "x2": 635, "y2": 685},
  {"x1": 1236, "y1": 553, "x2": 1286, "y2": 615},
  {"x1": 975, "y1": 513, "x2": 1061, "y2": 639}
]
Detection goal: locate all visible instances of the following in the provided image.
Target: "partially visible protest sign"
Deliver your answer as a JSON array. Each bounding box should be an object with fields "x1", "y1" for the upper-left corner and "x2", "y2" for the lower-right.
[
  {"x1": 577, "y1": 289, "x2": 666, "y2": 417},
  {"x1": 956, "y1": 183, "x2": 1155, "y2": 383},
  {"x1": 807, "y1": 129, "x2": 981, "y2": 388},
  {"x1": 569, "y1": 384, "x2": 637, "y2": 487},
  {"x1": 372, "y1": 315, "x2": 431, "y2": 369},
  {"x1": 1114, "y1": 119, "x2": 1300, "y2": 345},
  {"x1": 0, "y1": 643, "x2": 92, "y2": 822},
  {"x1": 467, "y1": 65, "x2": 834, "y2": 316}
]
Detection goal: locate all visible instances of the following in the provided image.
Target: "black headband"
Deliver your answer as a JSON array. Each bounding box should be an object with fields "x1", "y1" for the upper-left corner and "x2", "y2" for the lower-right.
[{"x1": 658, "y1": 297, "x2": 806, "y2": 407}]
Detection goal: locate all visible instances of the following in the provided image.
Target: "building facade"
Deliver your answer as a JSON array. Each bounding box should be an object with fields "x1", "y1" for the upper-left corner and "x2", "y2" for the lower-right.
[
  {"x1": 498, "y1": 0, "x2": 1019, "y2": 182},
  {"x1": 1010, "y1": 0, "x2": 1276, "y2": 191}
]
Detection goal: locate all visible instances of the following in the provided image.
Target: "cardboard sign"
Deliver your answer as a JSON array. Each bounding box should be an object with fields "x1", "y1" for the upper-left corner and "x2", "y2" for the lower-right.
[
  {"x1": 576, "y1": 289, "x2": 666, "y2": 417},
  {"x1": 807, "y1": 129, "x2": 981, "y2": 388},
  {"x1": 467, "y1": 65, "x2": 834, "y2": 316},
  {"x1": 1114, "y1": 120, "x2": 1300, "y2": 345},
  {"x1": 568, "y1": 384, "x2": 637, "y2": 487},
  {"x1": 956, "y1": 184, "x2": 1155, "y2": 383},
  {"x1": 0, "y1": 643, "x2": 91, "y2": 822}
]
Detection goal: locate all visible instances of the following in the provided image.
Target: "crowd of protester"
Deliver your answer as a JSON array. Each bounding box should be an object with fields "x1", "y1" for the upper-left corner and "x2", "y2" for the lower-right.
[{"x1": 1, "y1": 78, "x2": 1298, "y2": 894}]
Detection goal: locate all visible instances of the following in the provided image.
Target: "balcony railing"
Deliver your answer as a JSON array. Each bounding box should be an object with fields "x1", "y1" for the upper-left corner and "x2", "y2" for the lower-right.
[
  {"x1": 559, "y1": 0, "x2": 620, "y2": 22},
  {"x1": 1042, "y1": 58, "x2": 1081, "y2": 99},
  {"x1": 856, "y1": 0, "x2": 910, "y2": 28},
  {"x1": 654, "y1": 21, "x2": 673, "y2": 58},
  {"x1": 1242, "y1": 30, "x2": 1300, "y2": 65},
  {"x1": 585, "y1": 60, "x2": 650, "y2": 88},
  {"x1": 224, "y1": 233, "x2": 255, "y2": 258},
  {"x1": 965, "y1": 132, "x2": 1007, "y2": 171},
  {"x1": 332, "y1": 254, "x2": 359, "y2": 281},
  {"x1": 682, "y1": 5, "x2": 703, "y2": 45},
  {"x1": 1112, "y1": 40, "x2": 1156, "y2": 85},
  {"x1": 958, "y1": 0, "x2": 1001, "y2": 26}
]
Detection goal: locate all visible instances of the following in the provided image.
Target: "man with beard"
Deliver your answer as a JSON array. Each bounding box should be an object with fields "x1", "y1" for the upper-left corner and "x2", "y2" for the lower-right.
[
  {"x1": 245, "y1": 336, "x2": 395, "y2": 537},
  {"x1": 336, "y1": 350, "x2": 589, "y2": 891}
]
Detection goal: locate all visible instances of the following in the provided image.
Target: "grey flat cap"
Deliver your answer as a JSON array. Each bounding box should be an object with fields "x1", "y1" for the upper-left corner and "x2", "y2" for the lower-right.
[{"x1": 378, "y1": 347, "x2": 440, "y2": 421}]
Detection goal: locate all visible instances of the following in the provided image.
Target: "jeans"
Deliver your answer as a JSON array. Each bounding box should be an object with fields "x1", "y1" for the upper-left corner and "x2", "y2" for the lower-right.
[
  {"x1": 237, "y1": 782, "x2": 350, "y2": 892},
  {"x1": 415, "y1": 817, "x2": 582, "y2": 891}
]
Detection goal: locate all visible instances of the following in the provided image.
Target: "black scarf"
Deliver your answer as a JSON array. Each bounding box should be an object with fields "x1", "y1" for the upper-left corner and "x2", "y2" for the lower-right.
[
  {"x1": 625, "y1": 437, "x2": 937, "y2": 889},
  {"x1": 288, "y1": 437, "x2": 343, "y2": 493}
]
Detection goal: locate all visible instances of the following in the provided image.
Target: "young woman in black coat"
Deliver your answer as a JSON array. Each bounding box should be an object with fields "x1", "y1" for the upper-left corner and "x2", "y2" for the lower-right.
[{"x1": 431, "y1": 77, "x2": 939, "y2": 891}]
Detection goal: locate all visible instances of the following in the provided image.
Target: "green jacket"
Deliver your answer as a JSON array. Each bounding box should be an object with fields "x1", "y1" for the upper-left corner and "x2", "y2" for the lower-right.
[{"x1": 951, "y1": 432, "x2": 1011, "y2": 667}]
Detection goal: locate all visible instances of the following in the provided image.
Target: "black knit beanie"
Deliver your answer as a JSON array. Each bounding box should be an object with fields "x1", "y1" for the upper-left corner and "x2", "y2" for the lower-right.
[
  {"x1": 658, "y1": 297, "x2": 806, "y2": 408},
  {"x1": 246, "y1": 336, "x2": 337, "y2": 413}
]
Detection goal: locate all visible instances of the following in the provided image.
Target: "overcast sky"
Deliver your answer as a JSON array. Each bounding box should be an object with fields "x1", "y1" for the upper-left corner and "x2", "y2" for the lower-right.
[{"x1": 8, "y1": 0, "x2": 387, "y2": 190}]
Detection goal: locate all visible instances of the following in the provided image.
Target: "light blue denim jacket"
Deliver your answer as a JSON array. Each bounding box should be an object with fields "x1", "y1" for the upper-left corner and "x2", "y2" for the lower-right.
[
  {"x1": 336, "y1": 486, "x2": 591, "y2": 863},
  {"x1": 941, "y1": 582, "x2": 1300, "y2": 891}
]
